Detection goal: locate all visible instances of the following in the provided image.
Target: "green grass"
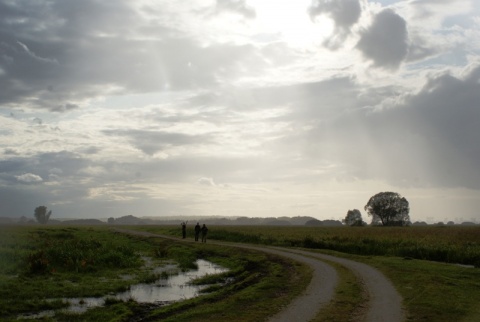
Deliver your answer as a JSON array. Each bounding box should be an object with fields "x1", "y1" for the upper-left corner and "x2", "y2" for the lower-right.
[
  {"x1": 311, "y1": 259, "x2": 365, "y2": 322},
  {"x1": 144, "y1": 251, "x2": 310, "y2": 322},
  {"x1": 137, "y1": 225, "x2": 480, "y2": 321},
  {"x1": 4, "y1": 224, "x2": 479, "y2": 321},
  {"x1": 0, "y1": 226, "x2": 157, "y2": 318},
  {"x1": 202, "y1": 225, "x2": 480, "y2": 267},
  {"x1": 362, "y1": 255, "x2": 480, "y2": 321},
  {"x1": 0, "y1": 225, "x2": 311, "y2": 322}
]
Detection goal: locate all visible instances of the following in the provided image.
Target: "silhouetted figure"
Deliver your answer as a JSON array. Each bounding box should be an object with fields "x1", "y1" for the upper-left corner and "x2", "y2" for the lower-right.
[
  {"x1": 181, "y1": 221, "x2": 187, "y2": 239},
  {"x1": 194, "y1": 222, "x2": 201, "y2": 241},
  {"x1": 201, "y1": 224, "x2": 208, "y2": 243}
]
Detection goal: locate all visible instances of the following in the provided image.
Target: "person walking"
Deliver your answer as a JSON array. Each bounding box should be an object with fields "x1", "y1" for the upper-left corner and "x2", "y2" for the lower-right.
[
  {"x1": 194, "y1": 222, "x2": 201, "y2": 241},
  {"x1": 181, "y1": 221, "x2": 187, "y2": 239},
  {"x1": 201, "y1": 224, "x2": 208, "y2": 243}
]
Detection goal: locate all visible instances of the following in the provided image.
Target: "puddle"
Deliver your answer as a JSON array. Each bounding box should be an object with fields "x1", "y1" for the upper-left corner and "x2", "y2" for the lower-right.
[
  {"x1": 115, "y1": 259, "x2": 227, "y2": 304},
  {"x1": 18, "y1": 259, "x2": 228, "y2": 319}
]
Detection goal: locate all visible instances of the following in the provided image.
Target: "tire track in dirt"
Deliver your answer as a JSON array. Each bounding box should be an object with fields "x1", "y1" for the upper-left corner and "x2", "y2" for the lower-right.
[
  {"x1": 218, "y1": 244, "x2": 338, "y2": 322},
  {"x1": 271, "y1": 247, "x2": 405, "y2": 322},
  {"x1": 115, "y1": 229, "x2": 405, "y2": 322}
]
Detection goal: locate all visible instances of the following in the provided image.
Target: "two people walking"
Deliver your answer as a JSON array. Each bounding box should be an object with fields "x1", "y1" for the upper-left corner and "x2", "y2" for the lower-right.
[
  {"x1": 195, "y1": 222, "x2": 208, "y2": 243},
  {"x1": 182, "y1": 221, "x2": 208, "y2": 243}
]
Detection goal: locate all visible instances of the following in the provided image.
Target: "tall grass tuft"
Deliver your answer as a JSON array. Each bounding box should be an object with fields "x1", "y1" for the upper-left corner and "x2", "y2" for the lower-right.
[{"x1": 23, "y1": 229, "x2": 142, "y2": 274}]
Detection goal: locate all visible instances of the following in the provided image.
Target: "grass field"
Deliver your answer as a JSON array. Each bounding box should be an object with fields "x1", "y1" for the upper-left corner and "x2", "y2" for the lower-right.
[
  {"x1": 1, "y1": 224, "x2": 479, "y2": 321},
  {"x1": 154, "y1": 225, "x2": 480, "y2": 267},
  {"x1": 0, "y1": 225, "x2": 309, "y2": 322},
  {"x1": 138, "y1": 224, "x2": 480, "y2": 321}
]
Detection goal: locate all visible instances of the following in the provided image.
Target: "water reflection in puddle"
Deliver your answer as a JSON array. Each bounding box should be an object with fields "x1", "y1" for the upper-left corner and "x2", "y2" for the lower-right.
[
  {"x1": 18, "y1": 259, "x2": 228, "y2": 319},
  {"x1": 116, "y1": 259, "x2": 227, "y2": 303}
]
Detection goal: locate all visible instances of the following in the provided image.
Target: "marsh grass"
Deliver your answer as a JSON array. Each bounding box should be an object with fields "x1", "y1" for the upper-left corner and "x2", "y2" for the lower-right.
[
  {"x1": 0, "y1": 225, "x2": 311, "y2": 322},
  {"x1": 0, "y1": 226, "x2": 167, "y2": 318},
  {"x1": 0, "y1": 226, "x2": 145, "y2": 276}
]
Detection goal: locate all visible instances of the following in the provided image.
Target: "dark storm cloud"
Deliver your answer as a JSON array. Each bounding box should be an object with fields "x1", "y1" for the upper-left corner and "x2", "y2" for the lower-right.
[
  {"x1": 0, "y1": 0, "x2": 264, "y2": 110},
  {"x1": 0, "y1": 178, "x2": 139, "y2": 218},
  {"x1": 356, "y1": 9, "x2": 409, "y2": 69},
  {"x1": 404, "y1": 67, "x2": 480, "y2": 173},
  {"x1": 308, "y1": 64, "x2": 480, "y2": 189},
  {"x1": 0, "y1": 151, "x2": 91, "y2": 216},
  {"x1": 0, "y1": 149, "x2": 166, "y2": 217},
  {"x1": 4, "y1": 148, "x2": 20, "y2": 155},
  {"x1": 0, "y1": 151, "x2": 89, "y2": 184},
  {"x1": 309, "y1": 0, "x2": 362, "y2": 48},
  {"x1": 0, "y1": 158, "x2": 29, "y2": 176},
  {"x1": 0, "y1": 186, "x2": 51, "y2": 217}
]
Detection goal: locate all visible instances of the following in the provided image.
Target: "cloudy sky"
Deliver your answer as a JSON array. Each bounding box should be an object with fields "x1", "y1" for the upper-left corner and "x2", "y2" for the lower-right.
[{"x1": 1, "y1": 0, "x2": 479, "y2": 223}]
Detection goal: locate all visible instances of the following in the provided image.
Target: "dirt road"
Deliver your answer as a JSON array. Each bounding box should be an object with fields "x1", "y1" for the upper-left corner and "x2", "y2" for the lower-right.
[{"x1": 115, "y1": 229, "x2": 405, "y2": 322}]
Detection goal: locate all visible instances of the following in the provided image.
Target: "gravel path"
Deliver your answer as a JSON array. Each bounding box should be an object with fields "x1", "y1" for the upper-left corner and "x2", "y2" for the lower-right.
[
  {"x1": 271, "y1": 247, "x2": 405, "y2": 322},
  {"x1": 221, "y1": 244, "x2": 338, "y2": 322},
  {"x1": 115, "y1": 229, "x2": 405, "y2": 322}
]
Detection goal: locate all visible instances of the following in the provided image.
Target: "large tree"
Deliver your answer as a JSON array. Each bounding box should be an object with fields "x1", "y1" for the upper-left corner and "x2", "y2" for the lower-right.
[
  {"x1": 364, "y1": 192, "x2": 410, "y2": 226},
  {"x1": 343, "y1": 209, "x2": 365, "y2": 226},
  {"x1": 34, "y1": 206, "x2": 52, "y2": 224}
]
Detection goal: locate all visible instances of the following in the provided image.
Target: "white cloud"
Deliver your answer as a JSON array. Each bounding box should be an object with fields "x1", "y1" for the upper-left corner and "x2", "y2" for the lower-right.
[
  {"x1": 15, "y1": 173, "x2": 43, "y2": 183},
  {"x1": 16, "y1": 41, "x2": 58, "y2": 64},
  {"x1": 198, "y1": 177, "x2": 216, "y2": 186}
]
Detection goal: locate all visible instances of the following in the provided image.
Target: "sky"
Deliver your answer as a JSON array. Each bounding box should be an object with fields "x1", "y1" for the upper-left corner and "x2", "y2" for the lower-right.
[{"x1": 1, "y1": 0, "x2": 480, "y2": 223}]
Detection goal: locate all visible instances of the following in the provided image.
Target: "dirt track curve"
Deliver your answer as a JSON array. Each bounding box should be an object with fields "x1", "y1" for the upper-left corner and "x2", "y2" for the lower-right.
[{"x1": 115, "y1": 229, "x2": 405, "y2": 322}]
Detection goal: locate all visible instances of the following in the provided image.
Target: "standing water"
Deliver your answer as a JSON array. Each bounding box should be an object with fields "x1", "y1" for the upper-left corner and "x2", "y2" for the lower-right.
[
  {"x1": 18, "y1": 259, "x2": 228, "y2": 319},
  {"x1": 116, "y1": 259, "x2": 228, "y2": 303}
]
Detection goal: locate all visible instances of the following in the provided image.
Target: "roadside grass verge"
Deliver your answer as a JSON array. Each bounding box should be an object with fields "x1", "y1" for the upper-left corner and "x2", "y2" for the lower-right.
[
  {"x1": 364, "y1": 254, "x2": 480, "y2": 322},
  {"x1": 308, "y1": 249, "x2": 480, "y2": 322}
]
